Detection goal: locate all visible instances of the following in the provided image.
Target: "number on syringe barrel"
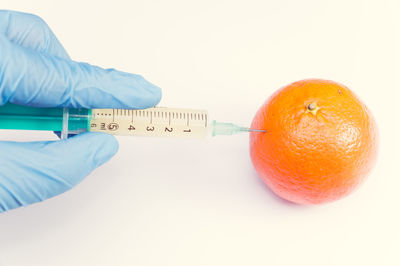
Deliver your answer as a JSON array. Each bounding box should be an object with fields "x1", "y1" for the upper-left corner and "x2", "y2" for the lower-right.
[
  {"x1": 165, "y1": 127, "x2": 173, "y2": 132},
  {"x1": 146, "y1": 126, "x2": 155, "y2": 131},
  {"x1": 128, "y1": 125, "x2": 135, "y2": 131},
  {"x1": 107, "y1": 123, "x2": 119, "y2": 131}
]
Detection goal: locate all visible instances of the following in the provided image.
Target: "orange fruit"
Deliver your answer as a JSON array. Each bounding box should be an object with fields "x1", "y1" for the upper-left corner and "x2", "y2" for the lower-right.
[{"x1": 250, "y1": 79, "x2": 378, "y2": 204}]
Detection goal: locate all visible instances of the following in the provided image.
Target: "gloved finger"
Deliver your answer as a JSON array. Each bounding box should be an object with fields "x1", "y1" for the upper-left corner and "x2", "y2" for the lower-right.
[
  {"x1": 0, "y1": 36, "x2": 162, "y2": 109},
  {"x1": 0, "y1": 10, "x2": 70, "y2": 59},
  {"x1": 0, "y1": 132, "x2": 118, "y2": 212}
]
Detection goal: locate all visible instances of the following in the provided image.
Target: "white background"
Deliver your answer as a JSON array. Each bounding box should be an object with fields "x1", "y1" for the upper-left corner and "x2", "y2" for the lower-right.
[{"x1": 0, "y1": 0, "x2": 399, "y2": 265}]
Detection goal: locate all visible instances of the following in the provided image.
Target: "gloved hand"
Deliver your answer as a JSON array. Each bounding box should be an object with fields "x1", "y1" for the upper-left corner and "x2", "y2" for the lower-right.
[{"x1": 0, "y1": 10, "x2": 162, "y2": 212}]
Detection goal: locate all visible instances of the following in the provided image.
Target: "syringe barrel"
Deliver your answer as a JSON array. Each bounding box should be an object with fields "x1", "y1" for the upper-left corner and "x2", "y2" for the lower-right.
[
  {"x1": 0, "y1": 103, "x2": 91, "y2": 134},
  {"x1": 0, "y1": 104, "x2": 211, "y2": 139},
  {"x1": 88, "y1": 107, "x2": 209, "y2": 138}
]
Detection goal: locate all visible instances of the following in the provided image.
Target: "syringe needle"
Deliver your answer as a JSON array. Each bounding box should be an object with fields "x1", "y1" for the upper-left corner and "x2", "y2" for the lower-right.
[
  {"x1": 246, "y1": 128, "x2": 266, "y2": 133},
  {"x1": 212, "y1": 121, "x2": 266, "y2": 136},
  {"x1": 238, "y1": 127, "x2": 266, "y2": 133}
]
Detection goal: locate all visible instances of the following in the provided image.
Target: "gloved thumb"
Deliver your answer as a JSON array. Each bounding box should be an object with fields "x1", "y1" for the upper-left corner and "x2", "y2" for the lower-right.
[{"x1": 0, "y1": 132, "x2": 118, "y2": 212}]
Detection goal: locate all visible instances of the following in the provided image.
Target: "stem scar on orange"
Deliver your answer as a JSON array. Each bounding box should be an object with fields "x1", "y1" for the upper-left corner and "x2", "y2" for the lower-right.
[{"x1": 250, "y1": 79, "x2": 378, "y2": 204}]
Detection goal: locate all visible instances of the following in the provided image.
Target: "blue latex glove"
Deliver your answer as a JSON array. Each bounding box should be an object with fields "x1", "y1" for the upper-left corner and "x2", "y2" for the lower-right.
[{"x1": 0, "y1": 10, "x2": 162, "y2": 212}]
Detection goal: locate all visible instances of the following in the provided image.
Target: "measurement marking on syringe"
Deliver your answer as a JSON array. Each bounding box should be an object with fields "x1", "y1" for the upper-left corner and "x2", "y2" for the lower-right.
[
  {"x1": 150, "y1": 111, "x2": 153, "y2": 124},
  {"x1": 112, "y1": 109, "x2": 115, "y2": 122},
  {"x1": 168, "y1": 112, "x2": 171, "y2": 125}
]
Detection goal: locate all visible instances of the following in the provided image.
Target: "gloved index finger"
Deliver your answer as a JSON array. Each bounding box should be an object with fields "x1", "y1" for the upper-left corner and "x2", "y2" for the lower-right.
[
  {"x1": 0, "y1": 10, "x2": 70, "y2": 60},
  {"x1": 0, "y1": 35, "x2": 162, "y2": 109}
]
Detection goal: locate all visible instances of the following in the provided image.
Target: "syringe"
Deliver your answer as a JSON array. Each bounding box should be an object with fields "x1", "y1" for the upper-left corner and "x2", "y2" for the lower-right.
[{"x1": 0, "y1": 103, "x2": 265, "y2": 139}]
